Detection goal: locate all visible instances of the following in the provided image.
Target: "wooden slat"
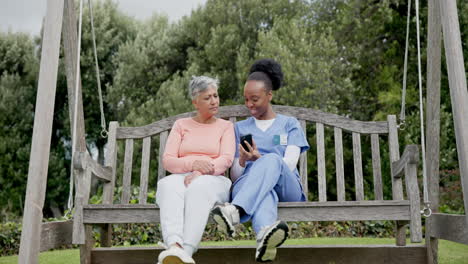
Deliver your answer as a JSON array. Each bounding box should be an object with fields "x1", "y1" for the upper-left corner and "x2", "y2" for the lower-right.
[
  {"x1": 316, "y1": 123, "x2": 326, "y2": 202},
  {"x1": 371, "y1": 134, "x2": 383, "y2": 200},
  {"x1": 352, "y1": 132, "x2": 364, "y2": 201},
  {"x1": 158, "y1": 131, "x2": 168, "y2": 181},
  {"x1": 91, "y1": 245, "x2": 427, "y2": 264},
  {"x1": 299, "y1": 120, "x2": 308, "y2": 200},
  {"x1": 388, "y1": 115, "x2": 403, "y2": 200},
  {"x1": 387, "y1": 115, "x2": 405, "y2": 246},
  {"x1": 334, "y1": 128, "x2": 345, "y2": 202},
  {"x1": 103, "y1": 122, "x2": 119, "y2": 205},
  {"x1": 83, "y1": 201, "x2": 411, "y2": 223},
  {"x1": 18, "y1": 1, "x2": 65, "y2": 263},
  {"x1": 404, "y1": 159, "x2": 423, "y2": 243},
  {"x1": 440, "y1": 0, "x2": 468, "y2": 229},
  {"x1": 116, "y1": 105, "x2": 389, "y2": 139},
  {"x1": 121, "y1": 139, "x2": 133, "y2": 204},
  {"x1": 428, "y1": 213, "x2": 468, "y2": 245},
  {"x1": 229, "y1": 116, "x2": 237, "y2": 123},
  {"x1": 139, "y1": 137, "x2": 151, "y2": 204},
  {"x1": 278, "y1": 202, "x2": 411, "y2": 222},
  {"x1": 40, "y1": 220, "x2": 73, "y2": 252}
]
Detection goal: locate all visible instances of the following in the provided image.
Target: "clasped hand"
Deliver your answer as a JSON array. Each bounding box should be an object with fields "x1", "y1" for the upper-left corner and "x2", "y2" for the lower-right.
[
  {"x1": 239, "y1": 139, "x2": 261, "y2": 167},
  {"x1": 185, "y1": 160, "x2": 214, "y2": 186},
  {"x1": 192, "y1": 160, "x2": 214, "y2": 174}
]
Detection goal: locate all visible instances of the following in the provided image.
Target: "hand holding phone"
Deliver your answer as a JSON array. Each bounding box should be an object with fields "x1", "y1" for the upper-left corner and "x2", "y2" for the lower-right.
[
  {"x1": 240, "y1": 134, "x2": 253, "y2": 152},
  {"x1": 238, "y1": 134, "x2": 261, "y2": 166}
]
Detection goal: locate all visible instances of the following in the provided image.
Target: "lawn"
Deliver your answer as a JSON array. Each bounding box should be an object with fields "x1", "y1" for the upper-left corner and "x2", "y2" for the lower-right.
[{"x1": 1, "y1": 238, "x2": 467, "y2": 264}]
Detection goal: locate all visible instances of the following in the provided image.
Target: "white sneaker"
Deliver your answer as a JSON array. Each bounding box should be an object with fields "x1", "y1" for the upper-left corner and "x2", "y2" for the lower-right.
[
  {"x1": 255, "y1": 221, "x2": 289, "y2": 262},
  {"x1": 211, "y1": 203, "x2": 240, "y2": 237},
  {"x1": 157, "y1": 244, "x2": 196, "y2": 264}
]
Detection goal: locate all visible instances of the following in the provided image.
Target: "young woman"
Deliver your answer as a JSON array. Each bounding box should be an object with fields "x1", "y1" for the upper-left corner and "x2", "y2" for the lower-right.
[
  {"x1": 156, "y1": 76, "x2": 235, "y2": 264},
  {"x1": 212, "y1": 59, "x2": 309, "y2": 262}
]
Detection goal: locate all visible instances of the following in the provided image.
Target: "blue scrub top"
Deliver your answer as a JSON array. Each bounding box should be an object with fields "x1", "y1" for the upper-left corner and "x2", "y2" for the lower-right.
[{"x1": 234, "y1": 114, "x2": 309, "y2": 176}]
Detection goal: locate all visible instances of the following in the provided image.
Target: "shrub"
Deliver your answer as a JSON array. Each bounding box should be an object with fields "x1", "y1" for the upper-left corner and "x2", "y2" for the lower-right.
[{"x1": 0, "y1": 221, "x2": 21, "y2": 256}]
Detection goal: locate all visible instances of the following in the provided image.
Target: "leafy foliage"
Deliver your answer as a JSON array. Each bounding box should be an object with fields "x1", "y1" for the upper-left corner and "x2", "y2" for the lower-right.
[{"x1": 0, "y1": 33, "x2": 38, "y2": 218}]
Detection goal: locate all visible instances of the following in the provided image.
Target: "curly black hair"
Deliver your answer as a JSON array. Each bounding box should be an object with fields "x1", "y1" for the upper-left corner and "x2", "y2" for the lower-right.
[{"x1": 247, "y1": 58, "x2": 284, "y2": 91}]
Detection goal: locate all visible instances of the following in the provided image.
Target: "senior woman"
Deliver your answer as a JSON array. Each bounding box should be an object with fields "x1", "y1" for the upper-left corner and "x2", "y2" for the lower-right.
[{"x1": 156, "y1": 76, "x2": 235, "y2": 264}]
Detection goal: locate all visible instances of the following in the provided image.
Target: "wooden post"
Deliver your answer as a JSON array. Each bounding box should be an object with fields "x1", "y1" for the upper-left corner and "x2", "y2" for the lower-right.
[
  {"x1": 426, "y1": 0, "x2": 442, "y2": 262},
  {"x1": 439, "y1": 0, "x2": 468, "y2": 227},
  {"x1": 62, "y1": 0, "x2": 87, "y2": 151},
  {"x1": 63, "y1": 0, "x2": 94, "y2": 261},
  {"x1": 18, "y1": 0, "x2": 64, "y2": 263}
]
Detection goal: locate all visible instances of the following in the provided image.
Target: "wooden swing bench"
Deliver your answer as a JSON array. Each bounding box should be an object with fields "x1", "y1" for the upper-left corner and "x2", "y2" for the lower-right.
[{"x1": 72, "y1": 105, "x2": 425, "y2": 264}]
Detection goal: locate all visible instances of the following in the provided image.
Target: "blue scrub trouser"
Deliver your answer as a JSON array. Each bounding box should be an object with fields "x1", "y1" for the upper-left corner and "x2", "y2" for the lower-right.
[{"x1": 231, "y1": 153, "x2": 306, "y2": 234}]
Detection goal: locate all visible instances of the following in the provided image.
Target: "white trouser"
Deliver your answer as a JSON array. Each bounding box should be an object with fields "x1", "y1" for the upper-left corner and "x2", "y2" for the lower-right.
[{"x1": 156, "y1": 174, "x2": 231, "y2": 256}]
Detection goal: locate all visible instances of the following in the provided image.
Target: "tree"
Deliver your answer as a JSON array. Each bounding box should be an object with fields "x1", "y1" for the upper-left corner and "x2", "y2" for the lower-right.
[
  {"x1": 253, "y1": 18, "x2": 356, "y2": 112},
  {"x1": 108, "y1": 14, "x2": 177, "y2": 121},
  {"x1": 0, "y1": 32, "x2": 38, "y2": 218}
]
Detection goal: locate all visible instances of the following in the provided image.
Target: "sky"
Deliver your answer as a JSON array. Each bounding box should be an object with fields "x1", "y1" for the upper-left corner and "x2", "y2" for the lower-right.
[{"x1": 0, "y1": 0, "x2": 208, "y2": 36}]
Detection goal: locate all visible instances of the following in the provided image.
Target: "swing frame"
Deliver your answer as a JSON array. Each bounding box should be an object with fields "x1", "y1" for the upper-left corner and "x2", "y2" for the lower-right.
[{"x1": 17, "y1": 0, "x2": 468, "y2": 263}]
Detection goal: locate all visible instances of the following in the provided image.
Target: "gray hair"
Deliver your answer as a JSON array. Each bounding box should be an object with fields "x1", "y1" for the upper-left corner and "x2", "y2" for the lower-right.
[{"x1": 189, "y1": 76, "x2": 219, "y2": 99}]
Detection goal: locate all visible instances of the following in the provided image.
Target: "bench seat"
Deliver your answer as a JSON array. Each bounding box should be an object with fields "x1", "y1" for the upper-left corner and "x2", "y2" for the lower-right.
[{"x1": 83, "y1": 200, "x2": 411, "y2": 224}]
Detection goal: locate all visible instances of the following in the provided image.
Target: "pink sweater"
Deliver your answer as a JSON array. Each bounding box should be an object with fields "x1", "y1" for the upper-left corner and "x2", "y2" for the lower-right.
[{"x1": 162, "y1": 117, "x2": 235, "y2": 175}]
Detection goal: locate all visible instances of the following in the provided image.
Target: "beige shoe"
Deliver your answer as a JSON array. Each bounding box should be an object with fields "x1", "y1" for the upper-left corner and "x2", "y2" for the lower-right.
[{"x1": 157, "y1": 245, "x2": 195, "y2": 264}]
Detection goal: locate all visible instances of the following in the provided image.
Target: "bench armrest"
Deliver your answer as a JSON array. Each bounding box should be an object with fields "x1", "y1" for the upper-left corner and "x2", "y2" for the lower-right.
[
  {"x1": 392, "y1": 145, "x2": 422, "y2": 242},
  {"x1": 391, "y1": 145, "x2": 419, "y2": 178},
  {"x1": 73, "y1": 151, "x2": 112, "y2": 182},
  {"x1": 72, "y1": 151, "x2": 112, "y2": 244}
]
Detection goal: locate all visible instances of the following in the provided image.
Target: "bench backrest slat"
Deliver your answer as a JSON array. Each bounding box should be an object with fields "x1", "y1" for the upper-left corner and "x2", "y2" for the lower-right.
[
  {"x1": 352, "y1": 132, "x2": 364, "y2": 201},
  {"x1": 139, "y1": 137, "x2": 151, "y2": 204},
  {"x1": 122, "y1": 139, "x2": 134, "y2": 204},
  {"x1": 316, "y1": 123, "x2": 327, "y2": 202},
  {"x1": 103, "y1": 122, "x2": 119, "y2": 205},
  {"x1": 299, "y1": 120, "x2": 308, "y2": 200},
  {"x1": 334, "y1": 127, "x2": 346, "y2": 202},
  {"x1": 388, "y1": 115, "x2": 403, "y2": 200},
  {"x1": 158, "y1": 131, "x2": 168, "y2": 181},
  {"x1": 371, "y1": 134, "x2": 383, "y2": 200}
]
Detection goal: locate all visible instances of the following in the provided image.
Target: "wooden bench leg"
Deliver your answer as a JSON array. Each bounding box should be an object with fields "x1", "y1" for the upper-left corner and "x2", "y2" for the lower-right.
[
  {"x1": 395, "y1": 221, "x2": 407, "y2": 246},
  {"x1": 100, "y1": 224, "x2": 112, "y2": 247},
  {"x1": 80, "y1": 225, "x2": 94, "y2": 264},
  {"x1": 426, "y1": 216, "x2": 438, "y2": 264}
]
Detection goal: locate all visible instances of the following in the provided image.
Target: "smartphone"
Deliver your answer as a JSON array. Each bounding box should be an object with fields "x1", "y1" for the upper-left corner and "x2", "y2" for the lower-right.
[{"x1": 240, "y1": 134, "x2": 253, "y2": 152}]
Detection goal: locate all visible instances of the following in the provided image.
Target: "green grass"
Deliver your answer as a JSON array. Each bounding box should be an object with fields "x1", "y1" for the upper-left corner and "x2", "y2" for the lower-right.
[{"x1": 1, "y1": 238, "x2": 467, "y2": 264}]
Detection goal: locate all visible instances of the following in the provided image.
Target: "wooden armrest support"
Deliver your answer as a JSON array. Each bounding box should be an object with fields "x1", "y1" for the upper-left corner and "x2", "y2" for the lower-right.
[
  {"x1": 392, "y1": 145, "x2": 419, "y2": 178},
  {"x1": 391, "y1": 144, "x2": 422, "y2": 242},
  {"x1": 73, "y1": 151, "x2": 112, "y2": 182}
]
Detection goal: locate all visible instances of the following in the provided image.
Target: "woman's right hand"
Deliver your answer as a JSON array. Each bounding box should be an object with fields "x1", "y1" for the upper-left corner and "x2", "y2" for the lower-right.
[
  {"x1": 239, "y1": 139, "x2": 261, "y2": 167},
  {"x1": 192, "y1": 160, "x2": 214, "y2": 175}
]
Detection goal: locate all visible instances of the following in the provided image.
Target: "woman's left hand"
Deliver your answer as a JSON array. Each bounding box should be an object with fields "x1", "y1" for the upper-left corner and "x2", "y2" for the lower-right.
[{"x1": 184, "y1": 171, "x2": 202, "y2": 187}]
